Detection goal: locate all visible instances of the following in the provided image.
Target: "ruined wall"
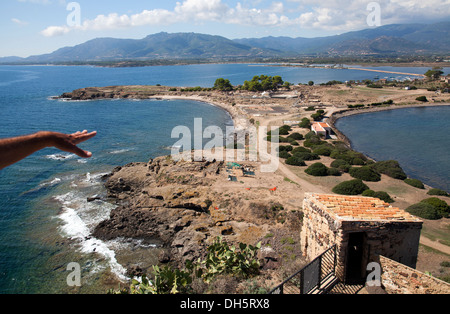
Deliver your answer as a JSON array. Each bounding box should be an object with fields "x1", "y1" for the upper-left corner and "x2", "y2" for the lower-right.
[{"x1": 379, "y1": 255, "x2": 450, "y2": 294}]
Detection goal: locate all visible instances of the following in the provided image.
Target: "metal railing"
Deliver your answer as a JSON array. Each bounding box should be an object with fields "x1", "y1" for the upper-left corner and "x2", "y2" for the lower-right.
[{"x1": 269, "y1": 245, "x2": 337, "y2": 294}]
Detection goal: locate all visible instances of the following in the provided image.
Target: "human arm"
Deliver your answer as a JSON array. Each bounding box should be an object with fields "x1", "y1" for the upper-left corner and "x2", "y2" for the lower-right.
[{"x1": 0, "y1": 130, "x2": 97, "y2": 170}]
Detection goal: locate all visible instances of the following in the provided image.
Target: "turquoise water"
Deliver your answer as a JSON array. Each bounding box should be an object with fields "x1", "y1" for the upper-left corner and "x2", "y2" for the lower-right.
[
  {"x1": 0, "y1": 64, "x2": 445, "y2": 294},
  {"x1": 335, "y1": 106, "x2": 450, "y2": 192}
]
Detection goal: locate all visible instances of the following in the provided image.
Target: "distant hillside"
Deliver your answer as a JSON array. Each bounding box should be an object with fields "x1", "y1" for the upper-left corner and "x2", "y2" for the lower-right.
[
  {"x1": 1, "y1": 22, "x2": 449, "y2": 63},
  {"x1": 234, "y1": 22, "x2": 450, "y2": 56},
  {"x1": 17, "y1": 32, "x2": 282, "y2": 63}
]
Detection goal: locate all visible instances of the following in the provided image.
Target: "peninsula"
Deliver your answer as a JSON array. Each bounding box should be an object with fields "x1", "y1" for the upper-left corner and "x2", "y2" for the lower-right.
[{"x1": 57, "y1": 81, "x2": 450, "y2": 292}]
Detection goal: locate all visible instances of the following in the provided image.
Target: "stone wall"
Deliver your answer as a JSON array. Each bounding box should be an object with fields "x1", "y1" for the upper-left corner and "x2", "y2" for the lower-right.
[
  {"x1": 301, "y1": 193, "x2": 423, "y2": 282},
  {"x1": 379, "y1": 255, "x2": 450, "y2": 294}
]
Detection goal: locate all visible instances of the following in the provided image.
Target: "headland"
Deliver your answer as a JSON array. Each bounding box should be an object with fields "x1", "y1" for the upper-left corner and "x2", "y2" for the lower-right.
[{"x1": 57, "y1": 82, "x2": 450, "y2": 288}]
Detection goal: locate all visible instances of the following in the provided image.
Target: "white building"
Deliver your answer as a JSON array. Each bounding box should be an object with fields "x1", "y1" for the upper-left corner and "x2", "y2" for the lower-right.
[{"x1": 311, "y1": 122, "x2": 332, "y2": 138}]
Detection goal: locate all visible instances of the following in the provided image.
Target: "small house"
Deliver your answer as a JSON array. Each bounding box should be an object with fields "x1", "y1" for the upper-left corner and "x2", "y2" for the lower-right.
[{"x1": 311, "y1": 122, "x2": 332, "y2": 138}]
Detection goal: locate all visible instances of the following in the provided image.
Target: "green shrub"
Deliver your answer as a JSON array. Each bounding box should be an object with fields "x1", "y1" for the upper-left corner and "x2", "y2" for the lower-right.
[
  {"x1": 406, "y1": 203, "x2": 441, "y2": 220},
  {"x1": 287, "y1": 132, "x2": 304, "y2": 141},
  {"x1": 404, "y1": 178, "x2": 425, "y2": 189},
  {"x1": 427, "y1": 189, "x2": 449, "y2": 197},
  {"x1": 327, "y1": 167, "x2": 342, "y2": 176},
  {"x1": 186, "y1": 237, "x2": 261, "y2": 283},
  {"x1": 292, "y1": 147, "x2": 311, "y2": 154},
  {"x1": 292, "y1": 151, "x2": 320, "y2": 161},
  {"x1": 370, "y1": 160, "x2": 407, "y2": 180},
  {"x1": 416, "y1": 96, "x2": 428, "y2": 102},
  {"x1": 362, "y1": 189, "x2": 376, "y2": 197},
  {"x1": 123, "y1": 266, "x2": 193, "y2": 295},
  {"x1": 279, "y1": 145, "x2": 293, "y2": 152},
  {"x1": 362, "y1": 190, "x2": 394, "y2": 203},
  {"x1": 304, "y1": 139, "x2": 327, "y2": 147},
  {"x1": 349, "y1": 166, "x2": 381, "y2": 182},
  {"x1": 299, "y1": 118, "x2": 311, "y2": 129},
  {"x1": 421, "y1": 198, "x2": 450, "y2": 218},
  {"x1": 330, "y1": 150, "x2": 367, "y2": 165},
  {"x1": 286, "y1": 156, "x2": 306, "y2": 166},
  {"x1": 279, "y1": 151, "x2": 291, "y2": 159},
  {"x1": 312, "y1": 146, "x2": 333, "y2": 156},
  {"x1": 305, "y1": 163, "x2": 329, "y2": 176},
  {"x1": 331, "y1": 159, "x2": 351, "y2": 172},
  {"x1": 373, "y1": 191, "x2": 394, "y2": 203},
  {"x1": 332, "y1": 179, "x2": 370, "y2": 195}
]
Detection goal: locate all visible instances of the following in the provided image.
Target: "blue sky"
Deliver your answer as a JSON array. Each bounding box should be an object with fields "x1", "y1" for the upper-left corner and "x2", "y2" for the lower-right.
[{"x1": 1, "y1": 0, "x2": 449, "y2": 57}]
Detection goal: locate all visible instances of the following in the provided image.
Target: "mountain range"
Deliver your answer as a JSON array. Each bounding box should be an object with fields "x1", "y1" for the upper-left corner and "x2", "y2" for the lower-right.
[{"x1": 2, "y1": 22, "x2": 449, "y2": 63}]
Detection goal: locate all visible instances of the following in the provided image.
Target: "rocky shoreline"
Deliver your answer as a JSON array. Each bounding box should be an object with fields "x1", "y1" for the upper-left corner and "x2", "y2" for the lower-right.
[{"x1": 92, "y1": 154, "x2": 305, "y2": 275}]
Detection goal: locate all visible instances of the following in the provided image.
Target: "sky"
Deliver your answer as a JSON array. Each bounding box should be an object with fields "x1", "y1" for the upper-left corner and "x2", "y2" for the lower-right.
[{"x1": 1, "y1": 0, "x2": 450, "y2": 58}]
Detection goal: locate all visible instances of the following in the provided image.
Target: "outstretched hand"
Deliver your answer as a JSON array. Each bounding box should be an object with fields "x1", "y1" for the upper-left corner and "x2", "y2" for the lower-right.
[
  {"x1": 50, "y1": 130, "x2": 97, "y2": 158},
  {"x1": 0, "y1": 130, "x2": 97, "y2": 170}
]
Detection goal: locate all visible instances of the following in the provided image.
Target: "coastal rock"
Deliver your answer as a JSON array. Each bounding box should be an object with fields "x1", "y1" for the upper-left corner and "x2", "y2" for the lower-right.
[{"x1": 93, "y1": 155, "x2": 304, "y2": 269}]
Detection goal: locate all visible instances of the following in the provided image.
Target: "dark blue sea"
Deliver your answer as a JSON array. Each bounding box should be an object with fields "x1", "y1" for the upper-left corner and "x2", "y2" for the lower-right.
[
  {"x1": 0, "y1": 64, "x2": 446, "y2": 293},
  {"x1": 335, "y1": 107, "x2": 450, "y2": 192}
]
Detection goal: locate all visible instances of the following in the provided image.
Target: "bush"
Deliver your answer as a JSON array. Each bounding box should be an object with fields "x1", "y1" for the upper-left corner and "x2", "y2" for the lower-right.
[
  {"x1": 362, "y1": 190, "x2": 394, "y2": 203},
  {"x1": 304, "y1": 139, "x2": 327, "y2": 148},
  {"x1": 330, "y1": 150, "x2": 367, "y2": 165},
  {"x1": 292, "y1": 151, "x2": 320, "y2": 161},
  {"x1": 287, "y1": 132, "x2": 304, "y2": 141},
  {"x1": 299, "y1": 118, "x2": 311, "y2": 129},
  {"x1": 427, "y1": 188, "x2": 449, "y2": 197},
  {"x1": 349, "y1": 166, "x2": 381, "y2": 182},
  {"x1": 406, "y1": 203, "x2": 442, "y2": 220},
  {"x1": 279, "y1": 151, "x2": 291, "y2": 159},
  {"x1": 312, "y1": 145, "x2": 333, "y2": 156},
  {"x1": 370, "y1": 160, "x2": 407, "y2": 180},
  {"x1": 331, "y1": 159, "x2": 351, "y2": 172},
  {"x1": 292, "y1": 147, "x2": 311, "y2": 154},
  {"x1": 404, "y1": 178, "x2": 425, "y2": 189},
  {"x1": 286, "y1": 156, "x2": 306, "y2": 166},
  {"x1": 362, "y1": 189, "x2": 375, "y2": 197},
  {"x1": 421, "y1": 198, "x2": 450, "y2": 218},
  {"x1": 332, "y1": 179, "x2": 370, "y2": 195},
  {"x1": 416, "y1": 96, "x2": 428, "y2": 102},
  {"x1": 279, "y1": 145, "x2": 293, "y2": 152},
  {"x1": 327, "y1": 167, "x2": 342, "y2": 176},
  {"x1": 305, "y1": 163, "x2": 329, "y2": 176},
  {"x1": 374, "y1": 191, "x2": 394, "y2": 203}
]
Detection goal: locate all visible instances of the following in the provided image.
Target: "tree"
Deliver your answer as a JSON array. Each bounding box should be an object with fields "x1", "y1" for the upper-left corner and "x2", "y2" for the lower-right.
[
  {"x1": 308, "y1": 81, "x2": 314, "y2": 86},
  {"x1": 214, "y1": 78, "x2": 233, "y2": 91},
  {"x1": 424, "y1": 67, "x2": 444, "y2": 80}
]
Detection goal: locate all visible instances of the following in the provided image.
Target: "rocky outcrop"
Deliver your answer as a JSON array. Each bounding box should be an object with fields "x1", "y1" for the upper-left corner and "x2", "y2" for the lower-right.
[
  {"x1": 93, "y1": 156, "x2": 272, "y2": 268},
  {"x1": 58, "y1": 86, "x2": 157, "y2": 101}
]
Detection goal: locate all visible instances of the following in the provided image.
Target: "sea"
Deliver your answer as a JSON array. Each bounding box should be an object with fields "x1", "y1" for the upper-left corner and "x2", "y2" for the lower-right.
[{"x1": 0, "y1": 63, "x2": 448, "y2": 294}]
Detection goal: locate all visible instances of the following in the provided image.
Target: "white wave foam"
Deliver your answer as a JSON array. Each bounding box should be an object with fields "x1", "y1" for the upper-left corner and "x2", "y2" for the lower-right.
[
  {"x1": 45, "y1": 153, "x2": 77, "y2": 161},
  {"x1": 109, "y1": 148, "x2": 133, "y2": 155},
  {"x1": 54, "y1": 189, "x2": 128, "y2": 281}
]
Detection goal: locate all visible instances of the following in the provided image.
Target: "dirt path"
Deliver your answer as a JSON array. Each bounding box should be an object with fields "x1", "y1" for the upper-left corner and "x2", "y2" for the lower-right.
[
  {"x1": 420, "y1": 236, "x2": 450, "y2": 256},
  {"x1": 347, "y1": 67, "x2": 426, "y2": 77}
]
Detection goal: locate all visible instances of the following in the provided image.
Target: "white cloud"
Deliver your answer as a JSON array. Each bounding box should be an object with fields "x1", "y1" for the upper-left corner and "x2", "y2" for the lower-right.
[
  {"x1": 40, "y1": 0, "x2": 450, "y2": 37},
  {"x1": 12, "y1": 18, "x2": 29, "y2": 26}
]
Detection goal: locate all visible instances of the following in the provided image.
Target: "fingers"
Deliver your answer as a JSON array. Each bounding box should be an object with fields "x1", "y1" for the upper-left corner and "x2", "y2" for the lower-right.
[
  {"x1": 53, "y1": 130, "x2": 97, "y2": 158},
  {"x1": 70, "y1": 131, "x2": 97, "y2": 145}
]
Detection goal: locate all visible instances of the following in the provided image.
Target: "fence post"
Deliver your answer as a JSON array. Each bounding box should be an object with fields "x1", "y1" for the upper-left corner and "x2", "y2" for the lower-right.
[
  {"x1": 299, "y1": 268, "x2": 304, "y2": 294},
  {"x1": 318, "y1": 255, "x2": 323, "y2": 291}
]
